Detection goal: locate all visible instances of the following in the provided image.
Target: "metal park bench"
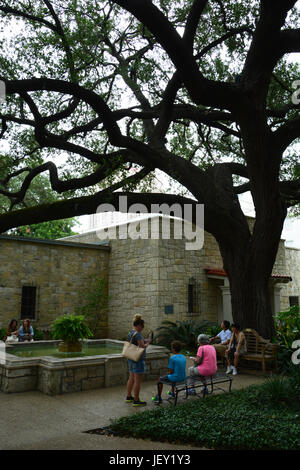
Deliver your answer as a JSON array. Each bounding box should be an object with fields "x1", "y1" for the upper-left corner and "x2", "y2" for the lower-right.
[{"x1": 159, "y1": 372, "x2": 233, "y2": 406}]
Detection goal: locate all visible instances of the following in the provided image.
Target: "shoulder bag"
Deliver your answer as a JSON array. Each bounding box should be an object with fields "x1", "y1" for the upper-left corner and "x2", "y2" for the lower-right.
[{"x1": 122, "y1": 331, "x2": 145, "y2": 362}]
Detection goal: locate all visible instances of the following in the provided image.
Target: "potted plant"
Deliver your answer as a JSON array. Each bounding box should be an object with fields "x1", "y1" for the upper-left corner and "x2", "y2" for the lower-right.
[{"x1": 51, "y1": 314, "x2": 93, "y2": 352}]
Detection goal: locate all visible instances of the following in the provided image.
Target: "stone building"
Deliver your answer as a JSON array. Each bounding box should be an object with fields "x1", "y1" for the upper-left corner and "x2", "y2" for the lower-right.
[
  {"x1": 0, "y1": 215, "x2": 299, "y2": 339},
  {"x1": 0, "y1": 235, "x2": 109, "y2": 336}
]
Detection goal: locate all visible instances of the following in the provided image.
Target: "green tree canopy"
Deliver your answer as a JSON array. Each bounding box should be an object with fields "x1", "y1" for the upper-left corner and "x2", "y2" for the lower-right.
[
  {"x1": 0, "y1": 1, "x2": 299, "y2": 337},
  {"x1": 9, "y1": 217, "x2": 77, "y2": 239}
]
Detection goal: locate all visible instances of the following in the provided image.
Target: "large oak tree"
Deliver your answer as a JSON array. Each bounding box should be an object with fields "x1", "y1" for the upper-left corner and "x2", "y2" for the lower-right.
[{"x1": 0, "y1": 0, "x2": 300, "y2": 338}]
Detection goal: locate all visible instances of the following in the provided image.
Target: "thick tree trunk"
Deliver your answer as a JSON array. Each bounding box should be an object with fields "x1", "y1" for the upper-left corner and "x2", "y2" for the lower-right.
[
  {"x1": 214, "y1": 108, "x2": 288, "y2": 339},
  {"x1": 217, "y1": 185, "x2": 287, "y2": 340},
  {"x1": 229, "y1": 271, "x2": 275, "y2": 340}
]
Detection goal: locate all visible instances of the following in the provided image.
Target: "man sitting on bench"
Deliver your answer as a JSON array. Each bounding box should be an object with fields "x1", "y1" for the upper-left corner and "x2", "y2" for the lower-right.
[
  {"x1": 209, "y1": 320, "x2": 232, "y2": 361},
  {"x1": 152, "y1": 340, "x2": 186, "y2": 405},
  {"x1": 187, "y1": 334, "x2": 217, "y2": 395}
]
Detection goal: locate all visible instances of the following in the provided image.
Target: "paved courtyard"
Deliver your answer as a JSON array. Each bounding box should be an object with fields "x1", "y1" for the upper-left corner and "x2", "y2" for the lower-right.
[{"x1": 0, "y1": 363, "x2": 267, "y2": 450}]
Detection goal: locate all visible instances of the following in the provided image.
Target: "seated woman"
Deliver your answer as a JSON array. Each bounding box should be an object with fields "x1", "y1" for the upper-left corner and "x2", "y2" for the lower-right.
[
  {"x1": 4, "y1": 319, "x2": 19, "y2": 343},
  {"x1": 18, "y1": 318, "x2": 34, "y2": 342},
  {"x1": 187, "y1": 334, "x2": 217, "y2": 395},
  {"x1": 225, "y1": 322, "x2": 247, "y2": 376}
]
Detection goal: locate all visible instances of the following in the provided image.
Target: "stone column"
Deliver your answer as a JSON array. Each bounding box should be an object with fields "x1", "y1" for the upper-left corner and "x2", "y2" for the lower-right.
[
  {"x1": 273, "y1": 285, "x2": 282, "y2": 315},
  {"x1": 220, "y1": 279, "x2": 233, "y2": 323}
]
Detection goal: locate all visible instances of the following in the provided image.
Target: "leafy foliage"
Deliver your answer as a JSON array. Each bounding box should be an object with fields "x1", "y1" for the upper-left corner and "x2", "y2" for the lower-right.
[
  {"x1": 110, "y1": 382, "x2": 300, "y2": 450},
  {"x1": 0, "y1": 0, "x2": 299, "y2": 339},
  {"x1": 74, "y1": 277, "x2": 109, "y2": 336},
  {"x1": 274, "y1": 305, "x2": 300, "y2": 349},
  {"x1": 51, "y1": 314, "x2": 93, "y2": 343},
  {"x1": 274, "y1": 306, "x2": 300, "y2": 372},
  {"x1": 0, "y1": 327, "x2": 6, "y2": 341},
  {"x1": 0, "y1": 0, "x2": 299, "y2": 213},
  {"x1": 9, "y1": 218, "x2": 78, "y2": 239},
  {"x1": 154, "y1": 319, "x2": 218, "y2": 352},
  {"x1": 32, "y1": 327, "x2": 43, "y2": 341}
]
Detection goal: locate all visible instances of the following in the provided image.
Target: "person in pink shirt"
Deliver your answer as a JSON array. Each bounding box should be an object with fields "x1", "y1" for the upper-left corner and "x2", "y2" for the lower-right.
[{"x1": 187, "y1": 334, "x2": 217, "y2": 395}]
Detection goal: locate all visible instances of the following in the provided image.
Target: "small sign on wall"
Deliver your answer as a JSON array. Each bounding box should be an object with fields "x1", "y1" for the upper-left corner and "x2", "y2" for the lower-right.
[{"x1": 164, "y1": 305, "x2": 174, "y2": 315}]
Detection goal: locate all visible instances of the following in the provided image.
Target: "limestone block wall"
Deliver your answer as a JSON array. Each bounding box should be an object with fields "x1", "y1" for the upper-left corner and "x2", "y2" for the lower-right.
[
  {"x1": 60, "y1": 216, "x2": 300, "y2": 339},
  {"x1": 107, "y1": 218, "x2": 210, "y2": 338},
  {"x1": 108, "y1": 237, "x2": 160, "y2": 339},
  {"x1": 156, "y1": 236, "x2": 204, "y2": 325},
  {"x1": 272, "y1": 239, "x2": 287, "y2": 275},
  {"x1": 280, "y1": 247, "x2": 300, "y2": 309},
  {"x1": 0, "y1": 236, "x2": 109, "y2": 334},
  {"x1": 63, "y1": 218, "x2": 208, "y2": 338},
  {"x1": 61, "y1": 228, "x2": 160, "y2": 339}
]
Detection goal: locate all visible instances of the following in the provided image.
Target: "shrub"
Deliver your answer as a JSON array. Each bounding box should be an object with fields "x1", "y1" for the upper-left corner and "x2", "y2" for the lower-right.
[
  {"x1": 51, "y1": 314, "x2": 93, "y2": 343},
  {"x1": 274, "y1": 305, "x2": 300, "y2": 348},
  {"x1": 259, "y1": 375, "x2": 294, "y2": 404},
  {"x1": 154, "y1": 319, "x2": 217, "y2": 352},
  {"x1": 277, "y1": 345, "x2": 294, "y2": 374},
  {"x1": 110, "y1": 383, "x2": 300, "y2": 450},
  {"x1": 75, "y1": 277, "x2": 109, "y2": 336},
  {"x1": 33, "y1": 327, "x2": 43, "y2": 341},
  {"x1": 288, "y1": 364, "x2": 300, "y2": 399},
  {"x1": 0, "y1": 327, "x2": 6, "y2": 341},
  {"x1": 274, "y1": 306, "x2": 300, "y2": 373},
  {"x1": 204, "y1": 324, "x2": 222, "y2": 338}
]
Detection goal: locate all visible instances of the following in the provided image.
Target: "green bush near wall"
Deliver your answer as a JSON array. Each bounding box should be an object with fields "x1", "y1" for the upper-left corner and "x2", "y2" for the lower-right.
[
  {"x1": 154, "y1": 319, "x2": 218, "y2": 352},
  {"x1": 274, "y1": 306, "x2": 300, "y2": 373},
  {"x1": 0, "y1": 328, "x2": 6, "y2": 341}
]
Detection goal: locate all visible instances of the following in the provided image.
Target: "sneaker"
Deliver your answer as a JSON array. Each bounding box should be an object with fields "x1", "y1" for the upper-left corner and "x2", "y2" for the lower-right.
[
  {"x1": 125, "y1": 396, "x2": 134, "y2": 403},
  {"x1": 132, "y1": 399, "x2": 147, "y2": 406},
  {"x1": 152, "y1": 395, "x2": 162, "y2": 405},
  {"x1": 226, "y1": 366, "x2": 233, "y2": 374},
  {"x1": 187, "y1": 388, "x2": 196, "y2": 396},
  {"x1": 232, "y1": 367, "x2": 237, "y2": 376},
  {"x1": 167, "y1": 390, "x2": 176, "y2": 399}
]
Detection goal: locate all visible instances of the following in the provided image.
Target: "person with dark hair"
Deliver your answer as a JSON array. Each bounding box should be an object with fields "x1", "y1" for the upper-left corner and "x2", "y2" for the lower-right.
[
  {"x1": 152, "y1": 340, "x2": 186, "y2": 405},
  {"x1": 209, "y1": 320, "x2": 232, "y2": 361},
  {"x1": 225, "y1": 322, "x2": 247, "y2": 375},
  {"x1": 18, "y1": 318, "x2": 34, "y2": 342},
  {"x1": 125, "y1": 314, "x2": 151, "y2": 407},
  {"x1": 4, "y1": 319, "x2": 19, "y2": 343}
]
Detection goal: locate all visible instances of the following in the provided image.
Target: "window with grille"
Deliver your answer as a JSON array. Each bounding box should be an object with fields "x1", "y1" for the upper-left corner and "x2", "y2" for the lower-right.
[
  {"x1": 289, "y1": 296, "x2": 299, "y2": 307},
  {"x1": 21, "y1": 286, "x2": 37, "y2": 319},
  {"x1": 188, "y1": 284, "x2": 194, "y2": 313},
  {"x1": 187, "y1": 277, "x2": 200, "y2": 314}
]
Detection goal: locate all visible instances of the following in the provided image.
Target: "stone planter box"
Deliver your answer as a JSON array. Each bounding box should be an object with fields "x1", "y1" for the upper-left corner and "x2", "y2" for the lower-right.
[{"x1": 0, "y1": 340, "x2": 169, "y2": 396}]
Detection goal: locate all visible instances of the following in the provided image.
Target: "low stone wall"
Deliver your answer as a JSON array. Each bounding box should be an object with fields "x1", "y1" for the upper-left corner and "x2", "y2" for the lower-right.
[{"x1": 0, "y1": 340, "x2": 169, "y2": 396}]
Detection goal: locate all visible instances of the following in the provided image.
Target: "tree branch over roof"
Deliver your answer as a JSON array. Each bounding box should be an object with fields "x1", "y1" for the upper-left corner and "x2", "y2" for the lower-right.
[{"x1": 0, "y1": 0, "x2": 298, "y2": 241}]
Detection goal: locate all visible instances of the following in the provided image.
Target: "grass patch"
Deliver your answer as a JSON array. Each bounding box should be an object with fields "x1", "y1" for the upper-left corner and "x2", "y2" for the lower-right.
[{"x1": 110, "y1": 381, "x2": 300, "y2": 450}]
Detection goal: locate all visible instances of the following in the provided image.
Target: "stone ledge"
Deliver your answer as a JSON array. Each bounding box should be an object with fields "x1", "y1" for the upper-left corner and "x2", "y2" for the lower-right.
[{"x1": 0, "y1": 342, "x2": 169, "y2": 395}]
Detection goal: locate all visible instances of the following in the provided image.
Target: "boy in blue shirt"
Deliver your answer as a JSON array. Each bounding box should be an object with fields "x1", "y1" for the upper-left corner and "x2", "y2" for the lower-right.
[{"x1": 152, "y1": 340, "x2": 186, "y2": 404}]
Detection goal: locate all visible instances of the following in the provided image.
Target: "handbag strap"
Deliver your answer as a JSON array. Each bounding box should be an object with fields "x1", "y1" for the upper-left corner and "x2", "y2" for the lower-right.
[{"x1": 129, "y1": 330, "x2": 138, "y2": 344}]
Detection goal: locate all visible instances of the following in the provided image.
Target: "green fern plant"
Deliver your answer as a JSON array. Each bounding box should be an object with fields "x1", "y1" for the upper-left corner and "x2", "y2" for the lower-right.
[{"x1": 51, "y1": 314, "x2": 93, "y2": 343}]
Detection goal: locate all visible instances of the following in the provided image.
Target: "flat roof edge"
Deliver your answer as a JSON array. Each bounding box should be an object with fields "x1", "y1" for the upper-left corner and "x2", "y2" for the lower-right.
[{"x1": 0, "y1": 235, "x2": 110, "y2": 251}]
